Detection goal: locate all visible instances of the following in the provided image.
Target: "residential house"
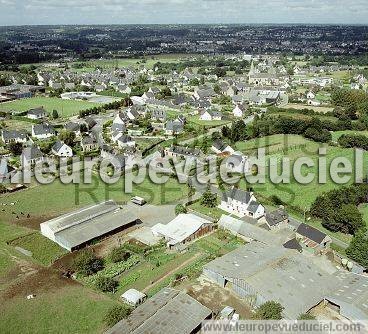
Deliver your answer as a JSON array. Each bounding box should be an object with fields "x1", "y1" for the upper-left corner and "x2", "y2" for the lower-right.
[
  {"x1": 233, "y1": 104, "x2": 248, "y2": 118},
  {"x1": 84, "y1": 117, "x2": 97, "y2": 130},
  {"x1": 116, "y1": 135, "x2": 135, "y2": 149},
  {"x1": 199, "y1": 110, "x2": 222, "y2": 121},
  {"x1": 151, "y1": 109, "x2": 166, "y2": 122},
  {"x1": 193, "y1": 86, "x2": 216, "y2": 100},
  {"x1": 113, "y1": 112, "x2": 128, "y2": 126},
  {"x1": 126, "y1": 107, "x2": 140, "y2": 121},
  {"x1": 219, "y1": 187, "x2": 265, "y2": 219},
  {"x1": 51, "y1": 140, "x2": 73, "y2": 157},
  {"x1": 165, "y1": 120, "x2": 184, "y2": 135},
  {"x1": 21, "y1": 145, "x2": 44, "y2": 167},
  {"x1": 81, "y1": 135, "x2": 99, "y2": 153},
  {"x1": 26, "y1": 107, "x2": 47, "y2": 120},
  {"x1": 0, "y1": 160, "x2": 16, "y2": 182},
  {"x1": 31, "y1": 124, "x2": 55, "y2": 139},
  {"x1": 164, "y1": 145, "x2": 201, "y2": 161},
  {"x1": 258, "y1": 209, "x2": 289, "y2": 230},
  {"x1": 65, "y1": 122, "x2": 80, "y2": 136},
  {"x1": 211, "y1": 139, "x2": 234, "y2": 155},
  {"x1": 148, "y1": 87, "x2": 160, "y2": 95},
  {"x1": 1, "y1": 130, "x2": 28, "y2": 144},
  {"x1": 117, "y1": 84, "x2": 131, "y2": 95},
  {"x1": 225, "y1": 152, "x2": 250, "y2": 173},
  {"x1": 308, "y1": 99, "x2": 321, "y2": 106},
  {"x1": 307, "y1": 91, "x2": 315, "y2": 99}
]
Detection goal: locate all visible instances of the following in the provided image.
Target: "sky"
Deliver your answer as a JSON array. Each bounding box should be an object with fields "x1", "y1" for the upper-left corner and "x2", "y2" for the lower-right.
[{"x1": 0, "y1": 0, "x2": 367, "y2": 26}]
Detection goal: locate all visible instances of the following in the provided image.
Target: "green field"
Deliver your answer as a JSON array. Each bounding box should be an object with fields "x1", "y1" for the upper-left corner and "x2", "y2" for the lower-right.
[
  {"x1": 236, "y1": 134, "x2": 368, "y2": 210},
  {"x1": 0, "y1": 175, "x2": 188, "y2": 226},
  {"x1": 330, "y1": 130, "x2": 368, "y2": 142},
  {"x1": 0, "y1": 222, "x2": 33, "y2": 289},
  {"x1": 0, "y1": 221, "x2": 121, "y2": 333},
  {"x1": 359, "y1": 203, "x2": 368, "y2": 227},
  {"x1": 189, "y1": 201, "x2": 228, "y2": 220},
  {"x1": 71, "y1": 54, "x2": 190, "y2": 72},
  {"x1": 9, "y1": 232, "x2": 67, "y2": 266},
  {"x1": 0, "y1": 285, "x2": 119, "y2": 334},
  {"x1": 0, "y1": 97, "x2": 101, "y2": 117}
]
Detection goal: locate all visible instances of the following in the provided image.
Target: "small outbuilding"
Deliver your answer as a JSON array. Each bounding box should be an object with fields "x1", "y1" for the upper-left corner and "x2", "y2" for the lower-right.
[{"x1": 121, "y1": 289, "x2": 147, "y2": 307}]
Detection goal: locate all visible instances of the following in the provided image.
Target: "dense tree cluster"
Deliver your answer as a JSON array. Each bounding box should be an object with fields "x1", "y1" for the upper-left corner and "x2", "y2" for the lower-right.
[
  {"x1": 95, "y1": 276, "x2": 118, "y2": 292},
  {"x1": 310, "y1": 184, "x2": 368, "y2": 234},
  {"x1": 108, "y1": 247, "x2": 131, "y2": 264},
  {"x1": 338, "y1": 134, "x2": 368, "y2": 151},
  {"x1": 252, "y1": 115, "x2": 332, "y2": 143},
  {"x1": 103, "y1": 305, "x2": 132, "y2": 327},
  {"x1": 253, "y1": 301, "x2": 284, "y2": 320},
  {"x1": 73, "y1": 250, "x2": 104, "y2": 276},
  {"x1": 222, "y1": 120, "x2": 248, "y2": 143},
  {"x1": 346, "y1": 229, "x2": 368, "y2": 268},
  {"x1": 78, "y1": 98, "x2": 132, "y2": 118},
  {"x1": 331, "y1": 89, "x2": 368, "y2": 119},
  {"x1": 200, "y1": 189, "x2": 218, "y2": 208}
]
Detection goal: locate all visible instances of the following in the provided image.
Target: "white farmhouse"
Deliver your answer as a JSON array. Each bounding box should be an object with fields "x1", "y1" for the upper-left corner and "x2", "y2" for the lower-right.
[
  {"x1": 51, "y1": 140, "x2": 73, "y2": 157},
  {"x1": 219, "y1": 187, "x2": 265, "y2": 219}
]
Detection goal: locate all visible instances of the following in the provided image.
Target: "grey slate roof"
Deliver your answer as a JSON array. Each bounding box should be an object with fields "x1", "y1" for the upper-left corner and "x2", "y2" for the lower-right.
[
  {"x1": 165, "y1": 120, "x2": 184, "y2": 133},
  {"x1": 247, "y1": 201, "x2": 261, "y2": 213},
  {"x1": 22, "y1": 146, "x2": 43, "y2": 161},
  {"x1": 32, "y1": 123, "x2": 55, "y2": 136},
  {"x1": 84, "y1": 117, "x2": 97, "y2": 129},
  {"x1": 65, "y1": 122, "x2": 80, "y2": 132},
  {"x1": 106, "y1": 288, "x2": 211, "y2": 334},
  {"x1": 52, "y1": 140, "x2": 64, "y2": 152},
  {"x1": 223, "y1": 187, "x2": 251, "y2": 204},
  {"x1": 212, "y1": 139, "x2": 227, "y2": 151},
  {"x1": 265, "y1": 209, "x2": 288, "y2": 227},
  {"x1": 283, "y1": 238, "x2": 302, "y2": 252},
  {"x1": 169, "y1": 145, "x2": 201, "y2": 157},
  {"x1": 27, "y1": 107, "x2": 47, "y2": 117},
  {"x1": 81, "y1": 135, "x2": 97, "y2": 145},
  {"x1": 296, "y1": 223, "x2": 326, "y2": 244},
  {"x1": 1, "y1": 129, "x2": 27, "y2": 141}
]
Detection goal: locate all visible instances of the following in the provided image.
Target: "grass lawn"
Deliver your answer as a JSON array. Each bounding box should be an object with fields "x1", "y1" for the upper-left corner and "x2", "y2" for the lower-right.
[
  {"x1": 0, "y1": 118, "x2": 34, "y2": 132},
  {"x1": 359, "y1": 203, "x2": 368, "y2": 227},
  {"x1": 0, "y1": 175, "x2": 188, "y2": 225},
  {"x1": 71, "y1": 54, "x2": 192, "y2": 72},
  {"x1": 281, "y1": 103, "x2": 334, "y2": 114},
  {"x1": 330, "y1": 130, "x2": 368, "y2": 142},
  {"x1": 0, "y1": 97, "x2": 101, "y2": 117},
  {"x1": 0, "y1": 285, "x2": 119, "y2": 334},
  {"x1": 235, "y1": 134, "x2": 368, "y2": 211},
  {"x1": 189, "y1": 201, "x2": 228, "y2": 220},
  {"x1": 9, "y1": 232, "x2": 67, "y2": 266},
  {"x1": 187, "y1": 115, "x2": 231, "y2": 127},
  {"x1": 235, "y1": 134, "x2": 311, "y2": 155},
  {"x1": 0, "y1": 222, "x2": 33, "y2": 288},
  {"x1": 135, "y1": 137, "x2": 164, "y2": 151}
]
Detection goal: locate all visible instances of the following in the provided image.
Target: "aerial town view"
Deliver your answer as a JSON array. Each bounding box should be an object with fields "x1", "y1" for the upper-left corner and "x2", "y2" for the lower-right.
[{"x1": 1, "y1": 1, "x2": 368, "y2": 334}]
